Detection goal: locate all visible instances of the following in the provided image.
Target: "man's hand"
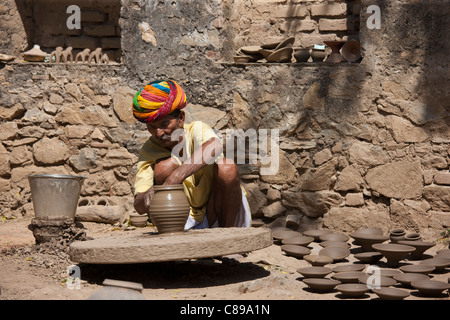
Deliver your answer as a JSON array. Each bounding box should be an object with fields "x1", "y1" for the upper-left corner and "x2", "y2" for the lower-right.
[{"x1": 133, "y1": 186, "x2": 154, "y2": 214}]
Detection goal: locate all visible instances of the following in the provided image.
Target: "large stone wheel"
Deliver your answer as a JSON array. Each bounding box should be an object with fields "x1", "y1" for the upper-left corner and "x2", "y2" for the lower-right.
[{"x1": 69, "y1": 227, "x2": 273, "y2": 264}]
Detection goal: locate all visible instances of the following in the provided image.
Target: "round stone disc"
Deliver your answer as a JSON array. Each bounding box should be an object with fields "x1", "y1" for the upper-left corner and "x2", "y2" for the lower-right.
[{"x1": 69, "y1": 227, "x2": 273, "y2": 264}]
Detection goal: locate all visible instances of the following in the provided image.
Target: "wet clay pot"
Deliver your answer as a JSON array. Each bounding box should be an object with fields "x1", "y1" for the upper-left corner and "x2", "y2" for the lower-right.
[
  {"x1": 372, "y1": 243, "x2": 416, "y2": 267},
  {"x1": 303, "y1": 278, "x2": 341, "y2": 293},
  {"x1": 397, "y1": 240, "x2": 435, "y2": 260},
  {"x1": 411, "y1": 280, "x2": 450, "y2": 297},
  {"x1": 372, "y1": 287, "x2": 409, "y2": 300},
  {"x1": 350, "y1": 232, "x2": 389, "y2": 251},
  {"x1": 393, "y1": 273, "x2": 430, "y2": 288},
  {"x1": 148, "y1": 184, "x2": 190, "y2": 234}
]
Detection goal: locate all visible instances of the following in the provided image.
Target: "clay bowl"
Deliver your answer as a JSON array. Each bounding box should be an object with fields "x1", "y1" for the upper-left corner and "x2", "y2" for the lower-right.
[
  {"x1": 304, "y1": 254, "x2": 333, "y2": 267},
  {"x1": 397, "y1": 240, "x2": 435, "y2": 260},
  {"x1": 411, "y1": 280, "x2": 450, "y2": 297},
  {"x1": 372, "y1": 287, "x2": 409, "y2": 300},
  {"x1": 341, "y1": 40, "x2": 361, "y2": 63},
  {"x1": 319, "y1": 246, "x2": 350, "y2": 262},
  {"x1": 297, "y1": 266, "x2": 332, "y2": 278},
  {"x1": 281, "y1": 244, "x2": 311, "y2": 258},
  {"x1": 419, "y1": 257, "x2": 450, "y2": 271},
  {"x1": 350, "y1": 232, "x2": 389, "y2": 251},
  {"x1": 332, "y1": 264, "x2": 365, "y2": 273},
  {"x1": 354, "y1": 227, "x2": 384, "y2": 236},
  {"x1": 233, "y1": 55, "x2": 252, "y2": 63},
  {"x1": 281, "y1": 235, "x2": 314, "y2": 247},
  {"x1": 372, "y1": 243, "x2": 416, "y2": 267},
  {"x1": 258, "y1": 49, "x2": 274, "y2": 59},
  {"x1": 266, "y1": 47, "x2": 293, "y2": 63},
  {"x1": 393, "y1": 273, "x2": 430, "y2": 288},
  {"x1": 302, "y1": 278, "x2": 341, "y2": 293},
  {"x1": 240, "y1": 46, "x2": 262, "y2": 55},
  {"x1": 399, "y1": 264, "x2": 435, "y2": 275},
  {"x1": 358, "y1": 274, "x2": 397, "y2": 288},
  {"x1": 335, "y1": 283, "x2": 370, "y2": 298},
  {"x1": 272, "y1": 230, "x2": 302, "y2": 242},
  {"x1": 332, "y1": 272, "x2": 365, "y2": 284},
  {"x1": 353, "y1": 251, "x2": 383, "y2": 264},
  {"x1": 319, "y1": 240, "x2": 350, "y2": 248},
  {"x1": 404, "y1": 232, "x2": 421, "y2": 241},
  {"x1": 274, "y1": 37, "x2": 295, "y2": 50},
  {"x1": 129, "y1": 213, "x2": 148, "y2": 228},
  {"x1": 303, "y1": 229, "x2": 333, "y2": 242},
  {"x1": 319, "y1": 233, "x2": 349, "y2": 242},
  {"x1": 148, "y1": 184, "x2": 190, "y2": 234}
]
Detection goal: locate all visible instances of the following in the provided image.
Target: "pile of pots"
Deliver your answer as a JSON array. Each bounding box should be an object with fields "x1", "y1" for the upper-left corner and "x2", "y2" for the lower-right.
[{"x1": 272, "y1": 227, "x2": 450, "y2": 299}]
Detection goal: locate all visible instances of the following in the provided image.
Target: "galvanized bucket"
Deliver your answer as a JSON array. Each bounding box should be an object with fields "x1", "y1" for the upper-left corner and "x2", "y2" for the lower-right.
[{"x1": 28, "y1": 174, "x2": 86, "y2": 220}]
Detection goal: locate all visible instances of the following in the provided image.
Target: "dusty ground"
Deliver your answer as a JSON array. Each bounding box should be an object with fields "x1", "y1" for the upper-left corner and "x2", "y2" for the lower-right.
[{"x1": 0, "y1": 217, "x2": 448, "y2": 302}]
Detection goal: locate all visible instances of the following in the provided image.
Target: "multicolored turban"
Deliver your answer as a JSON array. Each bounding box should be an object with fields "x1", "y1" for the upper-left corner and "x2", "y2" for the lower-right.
[{"x1": 132, "y1": 80, "x2": 187, "y2": 123}]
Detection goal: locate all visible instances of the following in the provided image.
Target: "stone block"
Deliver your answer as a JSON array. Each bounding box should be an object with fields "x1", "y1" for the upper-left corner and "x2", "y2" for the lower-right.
[
  {"x1": 311, "y1": 3, "x2": 347, "y2": 17},
  {"x1": 318, "y1": 18, "x2": 348, "y2": 31},
  {"x1": 262, "y1": 201, "x2": 286, "y2": 219},
  {"x1": 280, "y1": 19, "x2": 316, "y2": 32},
  {"x1": 423, "y1": 185, "x2": 450, "y2": 211},
  {"x1": 0, "y1": 122, "x2": 18, "y2": 140},
  {"x1": 101, "y1": 37, "x2": 121, "y2": 49},
  {"x1": 335, "y1": 165, "x2": 364, "y2": 192},
  {"x1": 33, "y1": 137, "x2": 70, "y2": 165},
  {"x1": 434, "y1": 172, "x2": 450, "y2": 185},
  {"x1": 313, "y1": 148, "x2": 332, "y2": 166},
  {"x1": 282, "y1": 190, "x2": 343, "y2": 218},
  {"x1": 345, "y1": 193, "x2": 364, "y2": 207},
  {"x1": 271, "y1": 5, "x2": 308, "y2": 18}
]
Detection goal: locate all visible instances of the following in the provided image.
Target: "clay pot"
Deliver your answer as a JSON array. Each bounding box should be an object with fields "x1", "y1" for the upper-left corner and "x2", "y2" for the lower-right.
[
  {"x1": 303, "y1": 254, "x2": 333, "y2": 267},
  {"x1": 310, "y1": 49, "x2": 326, "y2": 62},
  {"x1": 335, "y1": 283, "x2": 369, "y2": 298},
  {"x1": 358, "y1": 274, "x2": 397, "y2": 288},
  {"x1": 258, "y1": 49, "x2": 274, "y2": 59},
  {"x1": 297, "y1": 266, "x2": 332, "y2": 278},
  {"x1": 319, "y1": 233, "x2": 349, "y2": 242},
  {"x1": 319, "y1": 246, "x2": 350, "y2": 262},
  {"x1": 419, "y1": 257, "x2": 450, "y2": 271},
  {"x1": 281, "y1": 235, "x2": 314, "y2": 247},
  {"x1": 302, "y1": 278, "x2": 341, "y2": 293},
  {"x1": 272, "y1": 229, "x2": 302, "y2": 242},
  {"x1": 293, "y1": 48, "x2": 310, "y2": 62},
  {"x1": 129, "y1": 213, "x2": 148, "y2": 228},
  {"x1": 275, "y1": 37, "x2": 295, "y2": 50},
  {"x1": 23, "y1": 45, "x2": 48, "y2": 62},
  {"x1": 324, "y1": 41, "x2": 346, "y2": 63},
  {"x1": 378, "y1": 269, "x2": 402, "y2": 278},
  {"x1": 319, "y1": 240, "x2": 350, "y2": 248},
  {"x1": 372, "y1": 287, "x2": 409, "y2": 300},
  {"x1": 303, "y1": 229, "x2": 333, "y2": 242},
  {"x1": 411, "y1": 280, "x2": 450, "y2": 297},
  {"x1": 389, "y1": 228, "x2": 406, "y2": 243},
  {"x1": 372, "y1": 243, "x2": 416, "y2": 267},
  {"x1": 266, "y1": 47, "x2": 293, "y2": 63},
  {"x1": 233, "y1": 55, "x2": 252, "y2": 63},
  {"x1": 404, "y1": 232, "x2": 421, "y2": 241},
  {"x1": 399, "y1": 264, "x2": 435, "y2": 275},
  {"x1": 332, "y1": 272, "x2": 365, "y2": 284},
  {"x1": 87, "y1": 279, "x2": 145, "y2": 300},
  {"x1": 281, "y1": 244, "x2": 311, "y2": 258},
  {"x1": 148, "y1": 184, "x2": 190, "y2": 234},
  {"x1": 393, "y1": 273, "x2": 430, "y2": 288},
  {"x1": 353, "y1": 251, "x2": 383, "y2": 264},
  {"x1": 397, "y1": 240, "x2": 435, "y2": 260},
  {"x1": 240, "y1": 46, "x2": 262, "y2": 55},
  {"x1": 332, "y1": 264, "x2": 365, "y2": 273},
  {"x1": 341, "y1": 40, "x2": 361, "y2": 62},
  {"x1": 350, "y1": 232, "x2": 389, "y2": 251}
]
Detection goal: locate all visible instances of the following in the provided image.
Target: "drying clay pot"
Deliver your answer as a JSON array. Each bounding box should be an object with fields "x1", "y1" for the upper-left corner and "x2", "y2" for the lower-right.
[
  {"x1": 350, "y1": 232, "x2": 389, "y2": 251},
  {"x1": 258, "y1": 49, "x2": 274, "y2": 59},
  {"x1": 303, "y1": 254, "x2": 333, "y2": 267},
  {"x1": 332, "y1": 264, "x2": 365, "y2": 273},
  {"x1": 341, "y1": 40, "x2": 362, "y2": 63},
  {"x1": 404, "y1": 233, "x2": 421, "y2": 241},
  {"x1": 353, "y1": 251, "x2": 383, "y2": 264},
  {"x1": 303, "y1": 229, "x2": 333, "y2": 242},
  {"x1": 302, "y1": 278, "x2": 341, "y2": 293},
  {"x1": 240, "y1": 46, "x2": 262, "y2": 55},
  {"x1": 389, "y1": 228, "x2": 406, "y2": 243},
  {"x1": 297, "y1": 266, "x2": 332, "y2": 278},
  {"x1": 293, "y1": 48, "x2": 310, "y2": 62},
  {"x1": 148, "y1": 184, "x2": 190, "y2": 234},
  {"x1": 419, "y1": 257, "x2": 450, "y2": 271},
  {"x1": 335, "y1": 283, "x2": 370, "y2": 298},
  {"x1": 393, "y1": 273, "x2": 430, "y2": 288},
  {"x1": 377, "y1": 269, "x2": 402, "y2": 278},
  {"x1": 310, "y1": 49, "x2": 326, "y2": 62},
  {"x1": 281, "y1": 244, "x2": 311, "y2": 258},
  {"x1": 372, "y1": 243, "x2": 416, "y2": 267},
  {"x1": 372, "y1": 287, "x2": 409, "y2": 300},
  {"x1": 281, "y1": 235, "x2": 314, "y2": 247},
  {"x1": 129, "y1": 213, "x2": 148, "y2": 228},
  {"x1": 272, "y1": 229, "x2": 302, "y2": 242},
  {"x1": 266, "y1": 47, "x2": 293, "y2": 63},
  {"x1": 319, "y1": 240, "x2": 350, "y2": 248},
  {"x1": 399, "y1": 264, "x2": 435, "y2": 275},
  {"x1": 411, "y1": 280, "x2": 450, "y2": 297},
  {"x1": 354, "y1": 227, "x2": 384, "y2": 235},
  {"x1": 319, "y1": 233, "x2": 349, "y2": 242},
  {"x1": 358, "y1": 274, "x2": 397, "y2": 288},
  {"x1": 332, "y1": 272, "x2": 365, "y2": 284},
  {"x1": 319, "y1": 246, "x2": 350, "y2": 262},
  {"x1": 23, "y1": 45, "x2": 48, "y2": 62}
]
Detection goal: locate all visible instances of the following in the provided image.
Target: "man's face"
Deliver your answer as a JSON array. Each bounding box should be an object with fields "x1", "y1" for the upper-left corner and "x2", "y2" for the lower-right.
[{"x1": 146, "y1": 111, "x2": 184, "y2": 149}]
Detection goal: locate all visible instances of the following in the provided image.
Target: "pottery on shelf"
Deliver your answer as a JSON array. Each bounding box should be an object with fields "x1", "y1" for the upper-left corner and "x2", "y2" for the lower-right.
[
  {"x1": 319, "y1": 246, "x2": 350, "y2": 262},
  {"x1": 353, "y1": 251, "x2": 383, "y2": 264},
  {"x1": 397, "y1": 240, "x2": 435, "y2": 259},
  {"x1": 148, "y1": 184, "x2": 190, "y2": 234},
  {"x1": 258, "y1": 49, "x2": 274, "y2": 59},
  {"x1": 297, "y1": 266, "x2": 332, "y2": 278},
  {"x1": 358, "y1": 274, "x2": 397, "y2": 288},
  {"x1": 324, "y1": 41, "x2": 346, "y2": 63},
  {"x1": 302, "y1": 278, "x2": 341, "y2": 293},
  {"x1": 303, "y1": 254, "x2": 333, "y2": 267},
  {"x1": 274, "y1": 37, "x2": 295, "y2": 50},
  {"x1": 240, "y1": 46, "x2": 262, "y2": 55},
  {"x1": 335, "y1": 283, "x2": 370, "y2": 298},
  {"x1": 372, "y1": 287, "x2": 409, "y2": 300},
  {"x1": 23, "y1": 45, "x2": 48, "y2": 62},
  {"x1": 332, "y1": 271, "x2": 365, "y2": 284},
  {"x1": 341, "y1": 40, "x2": 362, "y2": 63},
  {"x1": 332, "y1": 264, "x2": 366, "y2": 273},
  {"x1": 303, "y1": 229, "x2": 333, "y2": 242},
  {"x1": 349, "y1": 232, "x2": 389, "y2": 251},
  {"x1": 293, "y1": 48, "x2": 310, "y2": 62},
  {"x1": 419, "y1": 257, "x2": 450, "y2": 271},
  {"x1": 319, "y1": 233, "x2": 349, "y2": 242},
  {"x1": 399, "y1": 264, "x2": 435, "y2": 275},
  {"x1": 411, "y1": 280, "x2": 450, "y2": 297},
  {"x1": 281, "y1": 235, "x2": 314, "y2": 247},
  {"x1": 310, "y1": 48, "x2": 326, "y2": 62},
  {"x1": 393, "y1": 273, "x2": 430, "y2": 288},
  {"x1": 372, "y1": 243, "x2": 416, "y2": 267},
  {"x1": 281, "y1": 244, "x2": 311, "y2": 258},
  {"x1": 266, "y1": 47, "x2": 293, "y2": 63}
]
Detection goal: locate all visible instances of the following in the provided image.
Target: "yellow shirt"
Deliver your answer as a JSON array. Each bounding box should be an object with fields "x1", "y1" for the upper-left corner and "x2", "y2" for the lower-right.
[{"x1": 134, "y1": 121, "x2": 223, "y2": 223}]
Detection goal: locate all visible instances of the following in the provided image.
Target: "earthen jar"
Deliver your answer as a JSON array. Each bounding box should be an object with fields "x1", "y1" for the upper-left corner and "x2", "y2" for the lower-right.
[
  {"x1": 390, "y1": 228, "x2": 406, "y2": 243},
  {"x1": 310, "y1": 48, "x2": 326, "y2": 62},
  {"x1": 148, "y1": 184, "x2": 190, "y2": 234}
]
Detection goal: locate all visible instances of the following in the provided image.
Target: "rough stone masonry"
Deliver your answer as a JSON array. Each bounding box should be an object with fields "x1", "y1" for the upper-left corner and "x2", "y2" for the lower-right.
[{"x1": 0, "y1": 0, "x2": 448, "y2": 240}]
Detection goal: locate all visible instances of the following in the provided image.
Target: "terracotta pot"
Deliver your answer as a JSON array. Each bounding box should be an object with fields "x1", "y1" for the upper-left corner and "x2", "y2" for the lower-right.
[
  {"x1": 341, "y1": 40, "x2": 362, "y2": 62},
  {"x1": 293, "y1": 48, "x2": 310, "y2": 62},
  {"x1": 323, "y1": 41, "x2": 345, "y2": 63},
  {"x1": 372, "y1": 243, "x2": 416, "y2": 267},
  {"x1": 310, "y1": 49, "x2": 326, "y2": 62},
  {"x1": 148, "y1": 184, "x2": 190, "y2": 234}
]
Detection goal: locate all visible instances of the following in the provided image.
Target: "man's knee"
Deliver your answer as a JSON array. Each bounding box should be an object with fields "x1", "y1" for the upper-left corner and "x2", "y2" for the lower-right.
[
  {"x1": 216, "y1": 160, "x2": 240, "y2": 186},
  {"x1": 154, "y1": 157, "x2": 179, "y2": 185}
]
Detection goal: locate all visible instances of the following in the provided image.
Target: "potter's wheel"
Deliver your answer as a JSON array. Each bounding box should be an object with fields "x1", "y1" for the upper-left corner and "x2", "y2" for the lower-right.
[{"x1": 69, "y1": 227, "x2": 272, "y2": 264}]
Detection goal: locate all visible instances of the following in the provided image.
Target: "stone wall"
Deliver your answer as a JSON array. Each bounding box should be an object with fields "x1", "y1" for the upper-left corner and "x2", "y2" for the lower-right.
[{"x1": 0, "y1": 0, "x2": 449, "y2": 240}]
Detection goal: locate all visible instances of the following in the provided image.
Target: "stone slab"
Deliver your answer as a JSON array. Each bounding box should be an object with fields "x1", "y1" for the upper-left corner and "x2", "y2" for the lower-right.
[{"x1": 69, "y1": 227, "x2": 273, "y2": 264}]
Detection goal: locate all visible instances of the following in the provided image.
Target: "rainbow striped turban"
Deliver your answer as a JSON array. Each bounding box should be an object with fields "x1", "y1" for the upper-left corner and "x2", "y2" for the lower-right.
[{"x1": 132, "y1": 80, "x2": 187, "y2": 123}]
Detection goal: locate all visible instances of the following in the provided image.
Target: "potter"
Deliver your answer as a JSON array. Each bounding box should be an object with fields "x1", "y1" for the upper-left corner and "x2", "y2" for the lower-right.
[{"x1": 132, "y1": 80, "x2": 251, "y2": 230}]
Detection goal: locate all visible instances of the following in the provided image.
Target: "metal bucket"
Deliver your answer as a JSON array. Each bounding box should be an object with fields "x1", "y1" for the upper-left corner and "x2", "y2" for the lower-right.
[{"x1": 28, "y1": 174, "x2": 86, "y2": 220}]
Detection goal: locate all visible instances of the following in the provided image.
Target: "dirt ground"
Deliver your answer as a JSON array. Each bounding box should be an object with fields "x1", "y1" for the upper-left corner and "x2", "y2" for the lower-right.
[{"x1": 0, "y1": 217, "x2": 449, "y2": 302}]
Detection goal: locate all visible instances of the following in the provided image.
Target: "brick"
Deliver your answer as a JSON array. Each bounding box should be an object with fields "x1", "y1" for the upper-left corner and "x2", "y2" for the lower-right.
[
  {"x1": 81, "y1": 10, "x2": 106, "y2": 23},
  {"x1": 271, "y1": 5, "x2": 308, "y2": 18},
  {"x1": 311, "y1": 3, "x2": 348, "y2": 17},
  {"x1": 83, "y1": 24, "x2": 117, "y2": 37},
  {"x1": 65, "y1": 36, "x2": 99, "y2": 50},
  {"x1": 280, "y1": 19, "x2": 316, "y2": 32},
  {"x1": 318, "y1": 18, "x2": 348, "y2": 31},
  {"x1": 101, "y1": 37, "x2": 121, "y2": 49}
]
